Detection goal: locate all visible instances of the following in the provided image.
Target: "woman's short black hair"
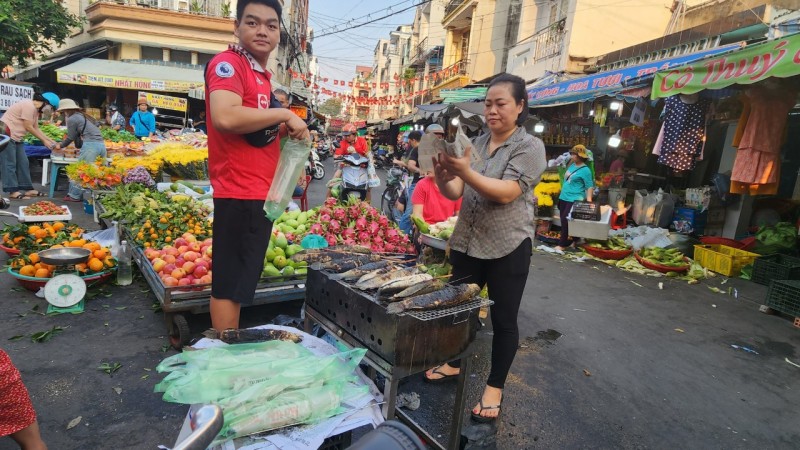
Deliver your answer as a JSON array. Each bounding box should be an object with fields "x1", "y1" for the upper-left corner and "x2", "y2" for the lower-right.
[
  {"x1": 488, "y1": 73, "x2": 529, "y2": 126},
  {"x1": 237, "y1": 0, "x2": 282, "y2": 20}
]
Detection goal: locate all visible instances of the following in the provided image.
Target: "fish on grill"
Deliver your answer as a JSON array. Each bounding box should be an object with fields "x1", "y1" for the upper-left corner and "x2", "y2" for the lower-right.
[
  {"x1": 202, "y1": 328, "x2": 303, "y2": 344},
  {"x1": 391, "y1": 278, "x2": 448, "y2": 300},
  {"x1": 320, "y1": 254, "x2": 383, "y2": 272},
  {"x1": 355, "y1": 266, "x2": 419, "y2": 290},
  {"x1": 291, "y1": 246, "x2": 369, "y2": 263},
  {"x1": 376, "y1": 273, "x2": 433, "y2": 298},
  {"x1": 386, "y1": 283, "x2": 481, "y2": 314},
  {"x1": 329, "y1": 260, "x2": 394, "y2": 280}
]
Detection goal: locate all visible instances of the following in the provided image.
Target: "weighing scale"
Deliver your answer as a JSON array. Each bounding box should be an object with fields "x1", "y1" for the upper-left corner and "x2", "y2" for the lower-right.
[{"x1": 37, "y1": 248, "x2": 92, "y2": 314}]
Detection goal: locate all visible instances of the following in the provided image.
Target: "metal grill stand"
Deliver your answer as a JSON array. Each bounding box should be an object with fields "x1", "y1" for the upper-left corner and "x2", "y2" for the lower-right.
[{"x1": 303, "y1": 268, "x2": 488, "y2": 450}]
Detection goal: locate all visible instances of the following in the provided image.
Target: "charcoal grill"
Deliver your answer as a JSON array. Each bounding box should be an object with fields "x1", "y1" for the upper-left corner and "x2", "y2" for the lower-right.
[{"x1": 304, "y1": 267, "x2": 491, "y2": 450}]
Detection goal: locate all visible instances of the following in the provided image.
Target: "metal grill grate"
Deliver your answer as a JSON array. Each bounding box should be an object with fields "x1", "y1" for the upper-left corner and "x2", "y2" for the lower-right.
[{"x1": 405, "y1": 298, "x2": 493, "y2": 321}]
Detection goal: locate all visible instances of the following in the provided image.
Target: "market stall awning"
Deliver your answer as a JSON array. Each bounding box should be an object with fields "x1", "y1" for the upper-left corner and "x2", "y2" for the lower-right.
[
  {"x1": 652, "y1": 32, "x2": 800, "y2": 99},
  {"x1": 56, "y1": 58, "x2": 205, "y2": 94},
  {"x1": 527, "y1": 43, "x2": 742, "y2": 107},
  {"x1": 392, "y1": 113, "x2": 416, "y2": 125},
  {"x1": 13, "y1": 41, "x2": 111, "y2": 81},
  {"x1": 440, "y1": 86, "x2": 487, "y2": 103},
  {"x1": 415, "y1": 103, "x2": 450, "y2": 120}
]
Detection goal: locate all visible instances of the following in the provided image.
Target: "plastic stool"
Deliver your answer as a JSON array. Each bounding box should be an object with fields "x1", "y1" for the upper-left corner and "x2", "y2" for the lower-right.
[
  {"x1": 611, "y1": 210, "x2": 627, "y2": 230},
  {"x1": 49, "y1": 161, "x2": 71, "y2": 198}
]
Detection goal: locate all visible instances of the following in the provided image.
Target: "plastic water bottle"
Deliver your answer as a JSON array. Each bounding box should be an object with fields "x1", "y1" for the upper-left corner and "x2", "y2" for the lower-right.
[{"x1": 116, "y1": 240, "x2": 133, "y2": 286}]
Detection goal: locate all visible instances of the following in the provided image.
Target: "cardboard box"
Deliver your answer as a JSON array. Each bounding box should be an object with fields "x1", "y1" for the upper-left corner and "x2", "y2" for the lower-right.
[{"x1": 569, "y1": 205, "x2": 612, "y2": 240}]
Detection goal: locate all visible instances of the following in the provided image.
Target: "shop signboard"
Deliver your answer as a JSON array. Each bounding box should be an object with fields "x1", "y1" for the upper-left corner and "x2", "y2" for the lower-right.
[
  {"x1": 0, "y1": 81, "x2": 34, "y2": 110},
  {"x1": 652, "y1": 32, "x2": 800, "y2": 98},
  {"x1": 527, "y1": 44, "x2": 741, "y2": 106},
  {"x1": 138, "y1": 92, "x2": 187, "y2": 112},
  {"x1": 57, "y1": 71, "x2": 202, "y2": 93}
]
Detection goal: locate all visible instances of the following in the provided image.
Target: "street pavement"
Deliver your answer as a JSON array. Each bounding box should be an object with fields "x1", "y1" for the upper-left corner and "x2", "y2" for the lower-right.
[{"x1": 1, "y1": 161, "x2": 798, "y2": 449}]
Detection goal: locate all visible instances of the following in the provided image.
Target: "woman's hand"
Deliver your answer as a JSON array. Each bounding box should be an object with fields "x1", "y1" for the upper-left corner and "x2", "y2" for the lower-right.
[
  {"x1": 432, "y1": 155, "x2": 456, "y2": 183},
  {"x1": 438, "y1": 146, "x2": 472, "y2": 178}
]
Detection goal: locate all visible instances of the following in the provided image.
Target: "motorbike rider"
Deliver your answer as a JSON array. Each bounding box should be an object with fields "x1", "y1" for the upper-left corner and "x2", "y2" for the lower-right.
[
  {"x1": 394, "y1": 130, "x2": 422, "y2": 235},
  {"x1": 327, "y1": 123, "x2": 369, "y2": 198},
  {"x1": 425, "y1": 123, "x2": 445, "y2": 139}
]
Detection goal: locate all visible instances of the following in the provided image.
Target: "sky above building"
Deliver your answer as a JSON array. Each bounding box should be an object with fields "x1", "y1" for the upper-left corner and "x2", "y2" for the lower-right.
[{"x1": 309, "y1": 0, "x2": 418, "y2": 95}]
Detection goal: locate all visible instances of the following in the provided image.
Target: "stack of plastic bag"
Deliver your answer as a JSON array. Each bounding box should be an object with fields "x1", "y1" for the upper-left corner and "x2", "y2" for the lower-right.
[{"x1": 153, "y1": 340, "x2": 367, "y2": 444}]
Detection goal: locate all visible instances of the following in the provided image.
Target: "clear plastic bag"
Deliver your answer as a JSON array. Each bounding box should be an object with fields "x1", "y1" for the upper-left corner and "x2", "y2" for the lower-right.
[{"x1": 264, "y1": 139, "x2": 312, "y2": 220}]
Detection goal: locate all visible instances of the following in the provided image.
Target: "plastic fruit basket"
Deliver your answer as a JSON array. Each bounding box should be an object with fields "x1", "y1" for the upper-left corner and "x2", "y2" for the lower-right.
[
  {"x1": 693, "y1": 244, "x2": 759, "y2": 277},
  {"x1": 7, "y1": 267, "x2": 115, "y2": 292},
  {"x1": 581, "y1": 245, "x2": 632, "y2": 260},
  {"x1": 634, "y1": 252, "x2": 690, "y2": 274},
  {"x1": 0, "y1": 243, "x2": 21, "y2": 256}
]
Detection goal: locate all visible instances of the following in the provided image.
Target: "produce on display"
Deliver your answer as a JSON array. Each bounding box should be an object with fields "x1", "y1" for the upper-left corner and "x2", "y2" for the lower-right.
[
  {"x1": 533, "y1": 171, "x2": 561, "y2": 212},
  {"x1": 169, "y1": 180, "x2": 206, "y2": 195},
  {"x1": 65, "y1": 160, "x2": 125, "y2": 189},
  {"x1": 753, "y1": 222, "x2": 797, "y2": 254},
  {"x1": 101, "y1": 128, "x2": 139, "y2": 143},
  {"x1": 22, "y1": 201, "x2": 68, "y2": 217},
  {"x1": 263, "y1": 231, "x2": 307, "y2": 279},
  {"x1": 122, "y1": 166, "x2": 156, "y2": 188},
  {"x1": 636, "y1": 247, "x2": 689, "y2": 268},
  {"x1": 23, "y1": 124, "x2": 65, "y2": 144},
  {"x1": 426, "y1": 216, "x2": 457, "y2": 240},
  {"x1": 8, "y1": 240, "x2": 115, "y2": 279},
  {"x1": 97, "y1": 184, "x2": 211, "y2": 248},
  {"x1": 111, "y1": 155, "x2": 164, "y2": 177},
  {"x1": 1, "y1": 222, "x2": 84, "y2": 254},
  {"x1": 143, "y1": 233, "x2": 213, "y2": 287},
  {"x1": 585, "y1": 237, "x2": 631, "y2": 251},
  {"x1": 149, "y1": 144, "x2": 209, "y2": 179}
]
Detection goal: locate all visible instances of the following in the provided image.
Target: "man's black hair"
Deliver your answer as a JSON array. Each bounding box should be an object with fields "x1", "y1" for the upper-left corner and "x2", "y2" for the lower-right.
[
  {"x1": 237, "y1": 0, "x2": 282, "y2": 20},
  {"x1": 408, "y1": 130, "x2": 422, "y2": 142}
]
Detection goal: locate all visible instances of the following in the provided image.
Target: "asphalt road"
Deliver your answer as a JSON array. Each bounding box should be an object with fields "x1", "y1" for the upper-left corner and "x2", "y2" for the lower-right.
[{"x1": 1, "y1": 162, "x2": 798, "y2": 449}]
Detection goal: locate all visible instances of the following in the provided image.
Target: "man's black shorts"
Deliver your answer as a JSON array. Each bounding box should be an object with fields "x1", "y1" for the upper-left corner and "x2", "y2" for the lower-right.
[{"x1": 211, "y1": 198, "x2": 273, "y2": 305}]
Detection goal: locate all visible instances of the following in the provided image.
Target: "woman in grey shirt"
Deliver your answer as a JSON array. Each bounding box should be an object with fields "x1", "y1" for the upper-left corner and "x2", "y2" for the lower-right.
[
  {"x1": 423, "y1": 74, "x2": 547, "y2": 423},
  {"x1": 54, "y1": 99, "x2": 107, "y2": 202}
]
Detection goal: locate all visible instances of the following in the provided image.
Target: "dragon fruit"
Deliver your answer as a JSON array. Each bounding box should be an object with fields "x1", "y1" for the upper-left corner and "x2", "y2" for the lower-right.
[
  {"x1": 319, "y1": 213, "x2": 331, "y2": 223},
  {"x1": 325, "y1": 233, "x2": 338, "y2": 247},
  {"x1": 386, "y1": 228, "x2": 400, "y2": 244},
  {"x1": 368, "y1": 221, "x2": 380, "y2": 235},
  {"x1": 373, "y1": 236, "x2": 384, "y2": 247},
  {"x1": 324, "y1": 197, "x2": 337, "y2": 208},
  {"x1": 367, "y1": 207, "x2": 380, "y2": 221},
  {"x1": 357, "y1": 231, "x2": 371, "y2": 243},
  {"x1": 342, "y1": 227, "x2": 356, "y2": 240},
  {"x1": 371, "y1": 244, "x2": 385, "y2": 253},
  {"x1": 355, "y1": 217, "x2": 368, "y2": 231},
  {"x1": 405, "y1": 244, "x2": 416, "y2": 254},
  {"x1": 378, "y1": 216, "x2": 389, "y2": 228},
  {"x1": 384, "y1": 243, "x2": 396, "y2": 253},
  {"x1": 343, "y1": 238, "x2": 356, "y2": 246},
  {"x1": 348, "y1": 205, "x2": 361, "y2": 220},
  {"x1": 329, "y1": 219, "x2": 342, "y2": 233},
  {"x1": 318, "y1": 206, "x2": 332, "y2": 217},
  {"x1": 309, "y1": 223, "x2": 324, "y2": 235},
  {"x1": 332, "y1": 207, "x2": 347, "y2": 222}
]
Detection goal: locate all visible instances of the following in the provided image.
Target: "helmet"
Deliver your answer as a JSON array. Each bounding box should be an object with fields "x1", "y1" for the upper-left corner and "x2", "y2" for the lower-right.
[
  {"x1": 426, "y1": 124, "x2": 445, "y2": 134},
  {"x1": 41, "y1": 92, "x2": 60, "y2": 110},
  {"x1": 342, "y1": 123, "x2": 357, "y2": 136}
]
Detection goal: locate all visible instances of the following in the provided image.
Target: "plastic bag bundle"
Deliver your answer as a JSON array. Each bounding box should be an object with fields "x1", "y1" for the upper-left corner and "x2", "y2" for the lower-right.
[
  {"x1": 264, "y1": 139, "x2": 312, "y2": 220},
  {"x1": 156, "y1": 340, "x2": 310, "y2": 373}
]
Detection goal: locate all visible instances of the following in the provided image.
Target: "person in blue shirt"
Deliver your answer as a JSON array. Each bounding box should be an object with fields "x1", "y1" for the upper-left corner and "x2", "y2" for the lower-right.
[
  {"x1": 556, "y1": 144, "x2": 595, "y2": 251},
  {"x1": 129, "y1": 97, "x2": 156, "y2": 139}
]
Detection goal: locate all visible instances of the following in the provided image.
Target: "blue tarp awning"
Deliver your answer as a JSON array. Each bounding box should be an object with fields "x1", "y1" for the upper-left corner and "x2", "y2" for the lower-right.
[{"x1": 526, "y1": 43, "x2": 742, "y2": 107}]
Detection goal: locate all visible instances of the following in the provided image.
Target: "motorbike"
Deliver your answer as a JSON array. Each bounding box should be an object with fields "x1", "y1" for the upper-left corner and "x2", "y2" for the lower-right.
[
  {"x1": 380, "y1": 166, "x2": 406, "y2": 224},
  {"x1": 316, "y1": 141, "x2": 332, "y2": 161},
  {"x1": 372, "y1": 145, "x2": 393, "y2": 170},
  {"x1": 305, "y1": 149, "x2": 325, "y2": 180},
  {"x1": 338, "y1": 153, "x2": 370, "y2": 201}
]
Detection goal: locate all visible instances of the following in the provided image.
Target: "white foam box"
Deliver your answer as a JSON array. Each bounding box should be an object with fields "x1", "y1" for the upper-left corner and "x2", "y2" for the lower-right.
[
  {"x1": 569, "y1": 205, "x2": 613, "y2": 240},
  {"x1": 18, "y1": 205, "x2": 72, "y2": 223}
]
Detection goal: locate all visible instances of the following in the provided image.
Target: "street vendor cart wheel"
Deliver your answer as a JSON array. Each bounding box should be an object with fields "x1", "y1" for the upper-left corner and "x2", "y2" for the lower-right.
[{"x1": 166, "y1": 313, "x2": 191, "y2": 350}]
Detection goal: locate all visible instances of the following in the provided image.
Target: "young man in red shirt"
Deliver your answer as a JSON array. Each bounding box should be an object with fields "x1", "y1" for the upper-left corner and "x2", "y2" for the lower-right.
[
  {"x1": 411, "y1": 172, "x2": 462, "y2": 225},
  {"x1": 206, "y1": 0, "x2": 308, "y2": 331}
]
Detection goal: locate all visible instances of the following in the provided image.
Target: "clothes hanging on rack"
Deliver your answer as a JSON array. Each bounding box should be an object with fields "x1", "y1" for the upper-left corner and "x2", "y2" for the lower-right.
[
  {"x1": 656, "y1": 94, "x2": 711, "y2": 171},
  {"x1": 652, "y1": 122, "x2": 665, "y2": 156},
  {"x1": 730, "y1": 86, "x2": 797, "y2": 195}
]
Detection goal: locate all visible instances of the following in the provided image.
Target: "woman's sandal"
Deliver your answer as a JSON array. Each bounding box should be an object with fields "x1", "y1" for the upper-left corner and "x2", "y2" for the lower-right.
[
  {"x1": 25, "y1": 191, "x2": 46, "y2": 197},
  {"x1": 9, "y1": 193, "x2": 29, "y2": 200},
  {"x1": 471, "y1": 398, "x2": 503, "y2": 423},
  {"x1": 422, "y1": 365, "x2": 459, "y2": 384}
]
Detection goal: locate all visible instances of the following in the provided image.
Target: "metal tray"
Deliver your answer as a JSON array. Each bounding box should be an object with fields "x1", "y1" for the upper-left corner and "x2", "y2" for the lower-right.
[
  {"x1": 38, "y1": 247, "x2": 91, "y2": 265},
  {"x1": 419, "y1": 233, "x2": 448, "y2": 250}
]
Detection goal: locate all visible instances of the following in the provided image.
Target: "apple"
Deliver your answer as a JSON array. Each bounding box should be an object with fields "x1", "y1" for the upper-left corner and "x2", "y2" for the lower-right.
[
  {"x1": 187, "y1": 243, "x2": 200, "y2": 253},
  {"x1": 145, "y1": 248, "x2": 160, "y2": 260},
  {"x1": 174, "y1": 238, "x2": 189, "y2": 248},
  {"x1": 175, "y1": 257, "x2": 185, "y2": 267},
  {"x1": 163, "y1": 254, "x2": 176, "y2": 264},
  {"x1": 177, "y1": 245, "x2": 189, "y2": 254},
  {"x1": 193, "y1": 265, "x2": 209, "y2": 278},
  {"x1": 202, "y1": 238, "x2": 213, "y2": 247},
  {"x1": 192, "y1": 278, "x2": 205, "y2": 285},
  {"x1": 185, "y1": 274, "x2": 196, "y2": 282},
  {"x1": 178, "y1": 278, "x2": 192, "y2": 286},
  {"x1": 183, "y1": 251, "x2": 198, "y2": 262},
  {"x1": 164, "y1": 246, "x2": 179, "y2": 256},
  {"x1": 163, "y1": 263, "x2": 177, "y2": 274},
  {"x1": 171, "y1": 268, "x2": 186, "y2": 279},
  {"x1": 205, "y1": 246, "x2": 213, "y2": 257},
  {"x1": 183, "y1": 233, "x2": 197, "y2": 243},
  {"x1": 182, "y1": 261, "x2": 196, "y2": 275},
  {"x1": 164, "y1": 276, "x2": 179, "y2": 287},
  {"x1": 152, "y1": 258, "x2": 166, "y2": 273},
  {"x1": 199, "y1": 274, "x2": 212, "y2": 284},
  {"x1": 194, "y1": 259, "x2": 209, "y2": 269}
]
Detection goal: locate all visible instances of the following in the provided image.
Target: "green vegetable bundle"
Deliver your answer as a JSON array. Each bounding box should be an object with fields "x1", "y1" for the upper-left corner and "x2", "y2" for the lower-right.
[
  {"x1": 754, "y1": 222, "x2": 797, "y2": 254},
  {"x1": 23, "y1": 124, "x2": 65, "y2": 144},
  {"x1": 639, "y1": 247, "x2": 687, "y2": 267},
  {"x1": 100, "y1": 128, "x2": 138, "y2": 143}
]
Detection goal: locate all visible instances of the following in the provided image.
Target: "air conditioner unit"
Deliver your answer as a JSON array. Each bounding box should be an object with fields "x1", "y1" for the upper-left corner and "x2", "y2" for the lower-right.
[{"x1": 177, "y1": 0, "x2": 188, "y2": 10}]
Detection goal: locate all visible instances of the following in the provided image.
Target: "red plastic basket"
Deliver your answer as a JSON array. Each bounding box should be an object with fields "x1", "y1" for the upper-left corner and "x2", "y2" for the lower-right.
[
  {"x1": 581, "y1": 245, "x2": 632, "y2": 260},
  {"x1": 0, "y1": 243, "x2": 21, "y2": 256},
  {"x1": 634, "y1": 252, "x2": 690, "y2": 274},
  {"x1": 699, "y1": 236, "x2": 745, "y2": 249}
]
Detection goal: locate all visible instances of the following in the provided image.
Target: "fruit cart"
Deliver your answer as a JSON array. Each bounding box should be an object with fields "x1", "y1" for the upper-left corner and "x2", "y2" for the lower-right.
[{"x1": 130, "y1": 243, "x2": 306, "y2": 349}]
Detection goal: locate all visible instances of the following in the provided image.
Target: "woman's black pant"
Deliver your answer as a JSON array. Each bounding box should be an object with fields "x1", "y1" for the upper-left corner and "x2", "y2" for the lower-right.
[
  {"x1": 557, "y1": 199, "x2": 574, "y2": 247},
  {"x1": 448, "y1": 238, "x2": 531, "y2": 389}
]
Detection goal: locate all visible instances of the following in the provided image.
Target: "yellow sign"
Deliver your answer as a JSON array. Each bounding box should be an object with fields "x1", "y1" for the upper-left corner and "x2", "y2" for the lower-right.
[
  {"x1": 138, "y1": 91, "x2": 187, "y2": 112},
  {"x1": 56, "y1": 71, "x2": 202, "y2": 93}
]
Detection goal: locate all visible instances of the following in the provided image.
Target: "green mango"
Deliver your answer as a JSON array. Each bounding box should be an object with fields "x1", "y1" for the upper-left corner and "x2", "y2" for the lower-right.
[
  {"x1": 265, "y1": 249, "x2": 276, "y2": 262},
  {"x1": 275, "y1": 233, "x2": 288, "y2": 249},
  {"x1": 297, "y1": 212, "x2": 308, "y2": 224},
  {"x1": 287, "y1": 210, "x2": 301, "y2": 220},
  {"x1": 294, "y1": 260, "x2": 308, "y2": 268},
  {"x1": 296, "y1": 224, "x2": 307, "y2": 234},
  {"x1": 262, "y1": 264, "x2": 281, "y2": 278},
  {"x1": 295, "y1": 267, "x2": 307, "y2": 276},
  {"x1": 283, "y1": 266, "x2": 295, "y2": 276},
  {"x1": 273, "y1": 247, "x2": 285, "y2": 258},
  {"x1": 170, "y1": 183, "x2": 181, "y2": 192},
  {"x1": 285, "y1": 219, "x2": 300, "y2": 229},
  {"x1": 273, "y1": 255, "x2": 288, "y2": 270}
]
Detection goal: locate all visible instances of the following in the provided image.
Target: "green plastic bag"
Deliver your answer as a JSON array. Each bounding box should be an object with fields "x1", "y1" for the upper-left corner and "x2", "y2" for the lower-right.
[
  {"x1": 156, "y1": 340, "x2": 310, "y2": 373},
  {"x1": 301, "y1": 234, "x2": 328, "y2": 249}
]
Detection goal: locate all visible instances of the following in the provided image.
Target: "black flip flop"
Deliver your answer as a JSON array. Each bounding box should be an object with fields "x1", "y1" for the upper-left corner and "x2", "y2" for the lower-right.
[
  {"x1": 471, "y1": 398, "x2": 502, "y2": 423},
  {"x1": 422, "y1": 365, "x2": 459, "y2": 384},
  {"x1": 9, "y1": 193, "x2": 29, "y2": 200}
]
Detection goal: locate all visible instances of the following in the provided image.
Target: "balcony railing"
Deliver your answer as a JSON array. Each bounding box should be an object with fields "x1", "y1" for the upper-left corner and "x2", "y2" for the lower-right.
[
  {"x1": 445, "y1": 0, "x2": 467, "y2": 17},
  {"x1": 97, "y1": 0, "x2": 231, "y2": 18},
  {"x1": 413, "y1": 37, "x2": 428, "y2": 63},
  {"x1": 533, "y1": 20, "x2": 566, "y2": 61}
]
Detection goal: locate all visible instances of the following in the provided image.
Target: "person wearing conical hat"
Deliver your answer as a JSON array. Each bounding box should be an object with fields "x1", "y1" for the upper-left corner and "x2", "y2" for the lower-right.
[
  {"x1": 130, "y1": 96, "x2": 155, "y2": 139},
  {"x1": 54, "y1": 99, "x2": 107, "y2": 202}
]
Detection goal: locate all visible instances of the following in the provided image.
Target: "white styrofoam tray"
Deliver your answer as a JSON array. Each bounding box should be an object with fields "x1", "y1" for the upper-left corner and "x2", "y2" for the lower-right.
[{"x1": 18, "y1": 205, "x2": 72, "y2": 223}]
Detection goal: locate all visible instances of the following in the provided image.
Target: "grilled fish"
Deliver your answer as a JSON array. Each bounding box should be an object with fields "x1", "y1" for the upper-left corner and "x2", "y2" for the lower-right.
[
  {"x1": 355, "y1": 266, "x2": 419, "y2": 290},
  {"x1": 202, "y1": 328, "x2": 303, "y2": 344},
  {"x1": 386, "y1": 283, "x2": 481, "y2": 314},
  {"x1": 291, "y1": 246, "x2": 369, "y2": 263},
  {"x1": 391, "y1": 278, "x2": 448, "y2": 300},
  {"x1": 354, "y1": 265, "x2": 398, "y2": 285},
  {"x1": 329, "y1": 260, "x2": 394, "y2": 280},
  {"x1": 377, "y1": 273, "x2": 433, "y2": 297},
  {"x1": 321, "y1": 254, "x2": 383, "y2": 272}
]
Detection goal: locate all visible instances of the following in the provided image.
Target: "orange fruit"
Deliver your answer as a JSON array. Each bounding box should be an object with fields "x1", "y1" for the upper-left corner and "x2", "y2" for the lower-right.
[
  {"x1": 93, "y1": 249, "x2": 107, "y2": 259},
  {"x1": 103, "y1": 256, "x2": 116, "y2": 268},
  {"x1": 34, "y1": 263, "x2": 43, "y2": 270},
  {"x1": 34, "y1": 268, "x2": 50, "y2": 278},
  {"x1": 34, "y1": 229, "x2": 47, "y2": 239},
  {"x1": 19, "y1": 265, "x2": 36, "y2": 277},
  {"x1": 52, "y1": 222, "x2": 65, "y2": 231},
  {"x1": 13, "y1": 236, "x2": 24, "y2": 244},
  {"x1": 88, "y1": 258, "x2": 104, "y2": 272},
  {"x1": 28, "y1": 253, "x2": 40, "y2": 264},
  {"x1": 50, "y1": 244, "x2": 64, "y2": 249},
  {"x1": 27, "y1": 225, "x2": 41, "y2": 235},
  {"x1": 75, "y1": 263, "x2": 88, "y2": 273}
]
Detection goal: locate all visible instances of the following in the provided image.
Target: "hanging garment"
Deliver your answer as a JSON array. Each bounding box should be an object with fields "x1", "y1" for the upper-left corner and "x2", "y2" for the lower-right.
[
  {"x1": 730, "y1": 86, "x2": 797, "y2": 195},
  {"x1": 732, "y1": 95, "x2": 751, "y2": 148},
  {"x1": 656, "y1": 94, "x2": 711, "y2": 171},
  {"x1": 652, "y1": 122, "x2": 665, "y2": 156}
]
